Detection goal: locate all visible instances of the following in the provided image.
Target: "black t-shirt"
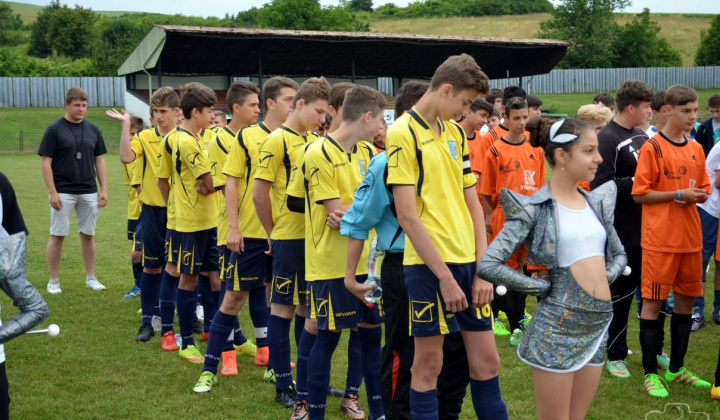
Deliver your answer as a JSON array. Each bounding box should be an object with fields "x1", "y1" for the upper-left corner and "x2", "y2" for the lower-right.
[
  {"x1": 0, "y1": 172, "x2": 28, "y2": 236},
  {"x1": 590, "y1": 120, "x2": 648, "y2": 248},
  {"x1": 38, "y1": 117, "x2": 107, "y2": 194}
]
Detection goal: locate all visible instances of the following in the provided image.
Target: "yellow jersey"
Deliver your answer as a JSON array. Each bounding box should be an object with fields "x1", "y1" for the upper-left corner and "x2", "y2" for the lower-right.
[
  {"x1": 254, "y1": 125, "x2": 315, "y2": 240},
  {"x1": 129, "y1": 126, "x2": 167, "y2": 207},
  {"x1": 123, "y1": 161, "x2": 141, "y2": 221},
  {"x1": 209, "y1": 126, "x2": 237, "y2": 246},
  {"x1": 157, "y1": 129, "x2": 179, "y2": 230},
  {"x1": 386, "y1": 107, "x2": 476, "y2": 266}
]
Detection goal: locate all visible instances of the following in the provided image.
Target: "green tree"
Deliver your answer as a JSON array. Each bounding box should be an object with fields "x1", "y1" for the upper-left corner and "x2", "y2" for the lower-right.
[
  {"x1": 257, "y1": 0, "x2": 363, "y2": 31},
  {"x1": 28, "y1": 0, "x2": 61, "y2": 57},
  {"x1": 612, "y1": 9, "x2": 681, "y2": 67},
  {"x1": 92, "y1": 18, "x2": 147, "y2": 75},
  {"x1": 349, "y1": 0, "x2": 373, "y2": 12},
  {"x1": 695, "y1": 14, "x2": 720, "y2": 65},
  {"x1": 0, "y1": 1, "x2": 25, "y2": 45},
  {"x1": 539, "y1": 0, "x2": 629, "y2": 68},
  {"x1": 46, "y1": 5, "x2": 98, "y2": 59}
]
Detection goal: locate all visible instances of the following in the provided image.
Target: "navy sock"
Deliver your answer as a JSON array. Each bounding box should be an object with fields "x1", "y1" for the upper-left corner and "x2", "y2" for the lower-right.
[
  {"x1": 177, "y1": 288, "x2": 198, "y2": 349},
  {"x1": 345, "y1": 329, "x2": 362, "y2": 396},
  {"x1": 268, "y1": 315, "x2": 293, "y2": 390},
  {"x1": 203, "y1": 310, "x2": 235, "y2": 375},
  {"x1": 359, "y1": 327, "x2": 383, "y2": 419},
  {"x1": 714, "y1": 290, "x2": 720, "y2": 315},
  {"x1": 409, "y1": 388, "x2": 438, "y2": 420},
  {"x1": 233, "y1": 316, "x2": 248, "y2": 346},
  {"x1": 308, "y1": 330, "x2": 341, "y2": 420},
  {"x1": 132, "y1": 261, "x2": 142, "y2": 288},
  {"x1": 249, "y1": 287, "x2": 269, "y2": 347},
  {"x1": 669, "y1": 312, "x2": 692, "y2": 373},
  {"x1": 470, "y1": 376, "x2": 508, "y2": 420},
  {"x1": 198, "y1": 275, "x2": 214, "y2": 332},
  {"x1": 294, "y1": 313, "x2": 306, "y2": 348},
  {"x1": 159, "y1": 271, "x2": 179, "y2": 334},
  {"x1": 296, "y1": 329, "x2": 317, "y2": 402},
  {"x1": 140, "y1": 271, "x2": 161, "y2": 325}
]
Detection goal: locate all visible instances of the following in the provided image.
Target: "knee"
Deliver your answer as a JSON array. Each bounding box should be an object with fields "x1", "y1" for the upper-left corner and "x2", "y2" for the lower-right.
[
  {"x1": 131, "y1": 251, "x2": 141, "y2": 263},
  {"x1": 304, "y1": 317, "x2": 318, "y2": 334},
  {"x1": 79, "y1": 233, "x2": 94, "y2": 241},
  {"x1": 414, "y1": 349, "x2": 444, "y2": 379}
]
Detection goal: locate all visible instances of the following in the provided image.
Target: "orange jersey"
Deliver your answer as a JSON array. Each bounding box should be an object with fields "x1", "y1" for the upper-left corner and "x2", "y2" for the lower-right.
[
  {"x1": 476, "y1": 124, "x2": 509, "y2": 175},
  {"x1": 578, "y1": 181, "x2": 591, "y2": 192},
  {"x1": 466, "y1": 129, "x2": 483, "y2": 196},
  {"x1": 632, "y1": 133, "x2": 710, "y2": 252}
]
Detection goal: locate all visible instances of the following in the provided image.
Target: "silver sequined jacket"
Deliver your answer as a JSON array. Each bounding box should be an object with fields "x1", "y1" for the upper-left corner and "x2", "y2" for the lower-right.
[{"x1": 477, "y1": 181, "x2": 627, "y2": 295}]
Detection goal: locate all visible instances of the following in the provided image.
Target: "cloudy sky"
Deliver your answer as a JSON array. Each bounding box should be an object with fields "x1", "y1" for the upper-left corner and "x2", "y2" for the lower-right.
[{"x1": 18, "y1": 0, "x2": 719, "y2": 17}]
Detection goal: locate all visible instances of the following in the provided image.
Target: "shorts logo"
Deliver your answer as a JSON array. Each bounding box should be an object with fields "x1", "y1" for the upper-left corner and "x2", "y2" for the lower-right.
[
  {"x1": 181, "y1": 250, "x2": 193, "y2": 266},
  {"x1": 448, "y1": 141, "x2": 458, "y2": 160},
  {"x1": 411, "y1": 301, "x2": 434, "y2": 323},
  {"x1": 315, "y1": 298, "x2": 329, "y2": 318},
  {"x1": 274, "y1": 276, "x2": 292, "y2": 295},
  {"x1": 359, "y1": 159, "x2": 367, "y2": 176},
  {"x1": 224, "y1": 262, "x2": 235, "y2": 279}
]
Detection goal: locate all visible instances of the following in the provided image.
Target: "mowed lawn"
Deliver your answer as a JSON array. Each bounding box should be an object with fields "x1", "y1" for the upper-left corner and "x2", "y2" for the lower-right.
[{"x1": 0, "y1": 100, "x2": 720, "y2": 418}]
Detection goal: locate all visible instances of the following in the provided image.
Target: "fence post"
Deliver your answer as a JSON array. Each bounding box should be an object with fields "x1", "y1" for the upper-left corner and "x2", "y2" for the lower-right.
[{"x1": 19, "y1": 130, "x2": 23, "y2": 152}]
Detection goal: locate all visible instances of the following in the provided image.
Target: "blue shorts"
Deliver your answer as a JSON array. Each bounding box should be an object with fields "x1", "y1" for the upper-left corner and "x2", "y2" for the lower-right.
[
  {"x1": 178, "y1": 228, "x2": 219, "y2": 275},
  {"x1": 127, "y1": 219, "x2": 139, "y2": 241},
  {"x1": 309, "y1": 276, "x2": 384, "y2": 331},
  {"x1": 270, "y1": 239, "x2": 307, "y2": 306},
  {"x1": 140, "y1": 205, "x2": 167, "y2": 269},
  {"x1": 165, "y1": 229, "x2": 181, "y2": 266},
  {"x1": 130, "y1": 221, "x2": 142, "y2": 253},
  {"x1": 225, "y1": 238, "x2": 271, "y2": 291},
  {"x1": 405, "y1": 263, "x2": 492, "y2": 337},
  {"x1": 699, "y1": 207, "x2": 718, "y2": 261},
  {"x1": 217, "y1": 245, "x2": 230, "y2": 279}
]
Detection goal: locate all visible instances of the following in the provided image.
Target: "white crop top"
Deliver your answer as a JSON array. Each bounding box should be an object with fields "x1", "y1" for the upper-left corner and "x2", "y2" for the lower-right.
[{"x1": 557, "y1": 200, "x2": 606, "y2": 267}]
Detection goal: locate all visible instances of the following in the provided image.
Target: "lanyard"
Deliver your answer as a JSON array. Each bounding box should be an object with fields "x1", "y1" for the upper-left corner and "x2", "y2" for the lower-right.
[{"x1": 65, "y1": 119, "x2": 84, "y2": 160}]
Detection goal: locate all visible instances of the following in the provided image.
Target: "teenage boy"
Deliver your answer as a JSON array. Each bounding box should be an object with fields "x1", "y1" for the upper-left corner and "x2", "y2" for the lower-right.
[
  {"x1": 460, "y1": 99, "x2": 494, "y2": 199},
  {"x1": 387, "y1": 54, "x2": 507, "y2": 419},
  {"x1": 40, "y1": 87, "x2": 108, "y2": 295},
  {"x1": 591, "y1": 80, "x2": 656, "y2": 379},
  {"x1": 480, "y1": 98, "x2": 545, "y2": 347},
  {"x1": 594, "y1": 92, "x2": 617, "y2": 115},
  {"x1": 479, "y1": 88, "x2": 503, "y2": 135},
  {"x1": 123, "y1": 115, "x2": 145, "y2": 300},
  {"x1": 108, "y1": 87, "x2": 179, "y2": 341},
  {"x1": 526, "y1": 95, "x2": 543, "y2": 118},
  {"x1": 633, "y1": 84, "x2": 713, "y2": 398},
  {"x1": 692, "y1": 94, "x2": 720, "y2": 156},
  {"x1": 251, "y1": 77, "x2": 330, "y2": 413},
  {"x1": 213, "y1": 110, "x2": 227, "y2": 128},
  {"x1": 287, "y1": 86, "x2": 386, "y2": 420}
]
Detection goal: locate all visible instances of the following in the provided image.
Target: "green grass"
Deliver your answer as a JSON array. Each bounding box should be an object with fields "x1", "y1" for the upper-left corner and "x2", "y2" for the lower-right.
[{"x1": 6, "y1": 1, "x2": 165, "y2": 24}]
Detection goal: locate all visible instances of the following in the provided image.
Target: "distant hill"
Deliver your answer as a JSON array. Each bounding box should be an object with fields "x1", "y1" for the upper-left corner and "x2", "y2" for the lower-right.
[{"x1": 7, "y1": 1, "x2": 168, "y2": 24}]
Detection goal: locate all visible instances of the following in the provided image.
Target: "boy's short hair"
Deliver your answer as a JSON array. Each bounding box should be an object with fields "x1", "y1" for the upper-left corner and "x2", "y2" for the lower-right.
[
  {"x1": 502, "y1": 86, "x2": 526, "y2": 104},
  {"x1": 65, "y1": 87, "x2": 88, "y2": 103},
  {"x1": 491, "y1": 107, "x2": 501, "y2": 118},
  {"x1": 708, "y1": 94, "x2": 720, "y2": 109},
  {"x1": 130, "y1": 115, "x2": 145, "y2": 132},
  {"x1": 151, "y1": 86, "x2": 180, "y2": 109},
  {"x1": 395, "y1": 81, "x2": 429, "y2": 116},
  {"x1": 527, "y1": 94, "x2": 543, "y2": 108},
  {"x1": 294, "y1": 77, "x2": 331, "y2": 107},
  {"x1": 592, "y1": 92, "x2": 615, "y2": 108},
  {"x1": 429, "y1": 54, "x2": 489, "y2": 96},
  {"x1": 469, "y1": 98, "x2": 494, "y2": 115},
  {"x1": 615, "y1": 80, "x2": 653, "y2": 113},
  {"x1": 263, "y1": 76, "x2": 299, "y2": 111},
  {"x1": 504, "y1": 97, "x2": 528, "y2": 117},
  {"x1": 486, "y1": 88, "x2": 504, "y2": 106},
  {"x1": 329, "y1": 82, "x2": 356, "y2": 110},
  {"x1": 341, "y1": 86, "x2": 388, "y2": 122},
  {"x1": 664, "y1": 85, "x2": 698, "y2": 107},
  {"x1": 651, "y1": 91, "x2": 665, "y2": 112},
  {"x1": 226, "y1": 81, "x2": 261, "y2": 112},
  {"x1": 180, "y1": 84, "x2": 218, "y2": 119},
  {"x1": 576, "y1": 104, "x2": 613, "y2": 124}
]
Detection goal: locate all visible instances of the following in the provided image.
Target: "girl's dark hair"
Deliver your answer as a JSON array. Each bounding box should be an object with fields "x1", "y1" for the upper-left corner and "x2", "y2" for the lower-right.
[{"x1": 527, "y1": 117, "x2": 590, "y2": 166}]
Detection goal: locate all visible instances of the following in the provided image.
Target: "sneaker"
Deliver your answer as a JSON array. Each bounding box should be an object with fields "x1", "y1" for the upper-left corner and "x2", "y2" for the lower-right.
[
  {"x1": 135, "y1": 323, "x2": 154, "y2": 342},
  {"x1": 201, "y1": 331, "x2": 209, "y2": 342},
  {"x1": 712, "y1": 312, "x2": 720, "y2": 326},
  {"x1": 605, "y1": 360, "x2": 631, "y2": 378},
  {"x1": 86, "y1": 277, "x2": 106, "y2": 291},
  {"x1": 264, "y1": 368, "x2": 276, "y2": 383},
  {"x1": 124, "y1": 285, "x2": 140, "y2": 299},
  {"x1": 665, "y1": 367, "x2": 712, "y2": 388},
  {"x1": 519, "y1": 316, "x2": 531, "y2": 330},
  {"x1": 151, "y1": 315, "x2": 161, "y2": 332},
  {"x1": 493, "y1": 319, "x2": 510, "y2": 336},
  {"x1": 656, "y1": 353, "x2": 670, "y2": 369},
  {"x1": 291, "y1": 400, "x2": 309, "y2": 420},
  {"x1": 691, "y1": 314, "x2": 705, "y2": 331},
  {"x1": 47, "y1": 279, "x2": 62, "y2": 294},
  {"x1": 235, "y1": 340, "x2": 257, "y2": 357},
  {"x1": 510, "y1": 328, "x2": 523, "y2": 347},
  {"x1": 644, "y1": 373, "x2": 669, "y2": 398},
  {"x1": 255, "y1": 346, "x2": 269, "y2": 366},
  {"x1": 161, "y1": 331, "x2": 179, "y2": 351},
  {"x1": 498, "y1": 310, "x2": 508, "y2": 323},
  {"x1": 179, "y1": 345, "x2": 204, "y2": 364},
  {"x1": 328, "y1": 386, "x2": 345, "y2": 398},
  {"x1": 193, "y1": 319, "x2": 204, "y2": 334},
  {"x1": 275, "y1": 385, "x2": 297, "y2": 408},
  {"x1": 193, "y1": 371, "x2": 217, "y2": 393},
  {"x1": 340, "y1": 394, "x2": 365, "y2": 419},
  {"x1": 712, "y1": 384, "x2": 720, "y2": 400},
  {"x1": 221, "y1": 350, "x2": 238, "y2": 376}
]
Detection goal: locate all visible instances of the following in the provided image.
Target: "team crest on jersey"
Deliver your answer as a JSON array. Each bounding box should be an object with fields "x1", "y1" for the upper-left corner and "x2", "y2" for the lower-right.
[
  {"x1": 359, "y1": 159, "x2": 367, "y2": 176},
  {"x1": 448, "y1": 141, "x2": 459, "y2": 159}
]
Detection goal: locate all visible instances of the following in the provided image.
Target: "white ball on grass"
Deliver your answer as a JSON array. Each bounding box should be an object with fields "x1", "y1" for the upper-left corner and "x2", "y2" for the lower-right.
[{"x1": 47, "y1": 324, "x2": 60, "y2": 337}]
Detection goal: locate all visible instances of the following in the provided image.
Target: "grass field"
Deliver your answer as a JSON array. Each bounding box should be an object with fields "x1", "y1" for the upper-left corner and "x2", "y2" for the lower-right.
[{"x1": 1, "y1": 104, "x2": 720, "y2": 418}]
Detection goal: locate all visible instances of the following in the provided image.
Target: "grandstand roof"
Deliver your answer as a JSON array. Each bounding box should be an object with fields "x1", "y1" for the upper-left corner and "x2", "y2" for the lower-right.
[{"x1": 118, "y1": 25, "x2": 567, "y2": 80}]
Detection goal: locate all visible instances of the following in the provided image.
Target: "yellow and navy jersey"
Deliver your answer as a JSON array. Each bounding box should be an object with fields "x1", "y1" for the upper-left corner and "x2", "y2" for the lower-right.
[
  {"x1": 171, "y1": 127, "x2": 218, "y2": 233},
  {"x1": 129, "y1": 126, "x2": 168, "y2": 207},
  {"x1": 123, "y1": 161, "x2": 141, "y2": 220},
  {"x1": 223, "y1": 123, "x2": 272, "y2": 240},
  {"x1": 200, "y1": 127, "x2": 216, "y2": 147},
  {"x1": 386, "y1": 107, "x2": 477, "y2": 266},
  {"x1": 157, "y1": 128, "x2": 179, "y2": 230},
  {"x1": 209, "y1": 126, "x2": 237, "y2": 246},
  {"x1": 303, "y1": 135, "x2": 376, "y2": 281},
  {"x1": 255, "y1": 124, "x2": 315, "y2": 240}
]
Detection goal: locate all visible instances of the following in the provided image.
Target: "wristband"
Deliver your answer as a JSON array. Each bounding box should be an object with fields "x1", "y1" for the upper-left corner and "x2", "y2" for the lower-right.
[{"x1": 677, "y1": 190, "x2": 682, "y2": 200}]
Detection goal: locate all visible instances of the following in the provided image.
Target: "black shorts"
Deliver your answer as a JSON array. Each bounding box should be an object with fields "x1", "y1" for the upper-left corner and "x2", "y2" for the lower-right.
[
  {"x1": 140, "y1": 205, "x2": 167, "y2": 269},
  {"x1": 225, "y1": 238, "x2": 272, "y2": 291},
  {"x1": 178, "y1": 228, "x2": 219, "y2": 275}
]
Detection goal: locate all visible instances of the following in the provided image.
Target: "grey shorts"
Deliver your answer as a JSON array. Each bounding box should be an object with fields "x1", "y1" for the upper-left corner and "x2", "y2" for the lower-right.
[{"x1": 49, "y1": 193, "x2": 99, "y2": 236}]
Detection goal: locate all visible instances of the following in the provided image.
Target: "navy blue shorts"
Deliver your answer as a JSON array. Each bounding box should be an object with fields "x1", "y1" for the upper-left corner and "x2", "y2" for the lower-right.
[
  {"x1": 270, "y1": 239, "x2": 307, "y2": 306},
  {"x1": 178, "y1": 228, "x2": 219, "y2": 275},
  {"x1": 127, "y1": 218, "x2": 139, "y2": 241},
  {"x1": 140, "y1": 205, "x2": 167, "y2": 269},
  {"x1": 165, "y1": 229, "x2": 180, "y2": 266},
  {"x1": 405, "y1": 263, "x2": 492, "y2": 337},
  {"x1": 309, "y1": 276, "x2": 384, "y2": 331},
  {"x1": 225, "y1": 238, "x2": 271, "y2": 291},
  {"x1": 217, "y1": 245, "x2": 230, "y2": 279}
]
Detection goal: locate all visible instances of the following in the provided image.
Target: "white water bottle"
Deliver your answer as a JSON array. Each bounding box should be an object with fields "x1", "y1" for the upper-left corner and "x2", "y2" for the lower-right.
[{"x1": 364, "y1": 236, "x2": 384, "y2": 308}]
